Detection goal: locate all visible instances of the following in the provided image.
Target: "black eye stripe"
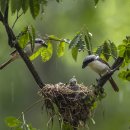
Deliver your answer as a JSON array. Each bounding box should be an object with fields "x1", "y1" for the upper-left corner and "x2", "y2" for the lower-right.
[
  {"x1": 83, "y1": 58, "x2": 95, "y2": 65},
  {"x1": 35, "y1": 39, "x2": 44, "y2": 44}
]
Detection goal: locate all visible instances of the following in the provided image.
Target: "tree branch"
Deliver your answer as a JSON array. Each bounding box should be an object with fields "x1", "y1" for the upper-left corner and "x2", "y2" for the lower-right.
[
  {"x1": 97, "y1": 57, "x2": 124, "y2": 88},
  {"x1": 0, "y1": 4, "x2": 45, "y2": 89}
]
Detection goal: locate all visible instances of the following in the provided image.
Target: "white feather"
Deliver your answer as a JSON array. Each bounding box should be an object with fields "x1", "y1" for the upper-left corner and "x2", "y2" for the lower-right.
[{"x1": 88, "y1": 60, "x2": 110, "y2": 75}]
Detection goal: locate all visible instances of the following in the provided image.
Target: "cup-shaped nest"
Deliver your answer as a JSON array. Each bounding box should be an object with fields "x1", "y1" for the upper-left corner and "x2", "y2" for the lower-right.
[{"x1": 40, "y1": 82, "x2": 98, "y2": 128}]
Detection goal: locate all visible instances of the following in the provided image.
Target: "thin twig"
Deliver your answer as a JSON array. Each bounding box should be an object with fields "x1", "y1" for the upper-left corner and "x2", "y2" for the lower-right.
[
  {"x1": 12, "y1": 11, "x2": 24, "y2": 29},
  {"x1": 18, "y1": 99, "x2": 43, "y2": 120}
]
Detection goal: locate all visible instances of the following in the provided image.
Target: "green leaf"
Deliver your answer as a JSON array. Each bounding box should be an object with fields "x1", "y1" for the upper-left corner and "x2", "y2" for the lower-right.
[
  {"x1": 109, "y1": 41, "x2": 117, "y2": 58},
  {"x1": 29, "y1": 47, "x2": 43, "y2": 61},
  {"x1": 95, "y1": 45, "x2": 103, "y2": 56},
  {"x1": 22, "y1": 0, "x2": 29, "y2": 13},
  {"x1": 0, "y1": 0, "x2": 7, "y2": 13},
  {"x1": 84, "y1": 32, "x2": 92, "y2": 55},
  {"x1": 118, "y1": 70, "x2": 130, "y2": 81},
  {"x1": 118, "y1": 70, "x2": 126, "y2": 80},
  {"x1": 77, "y1": 38, "x2": 86, "y2": 51},
  {"x1": 102, "y1": 41, "x2": 111, "y2": 61},
  {"x1": 11, "y1": 0, "x2": 22, "y2": 14},
  {"x1": 48, "y1": 35, "x2": 61, "y2": 41},
  {"x1": 5, "y1": 117, "x2": 22, "y2": 128},
  {"x1": 71, "y1": 46, "x2": 78, "y2": 61},
  {"x1": 69, "y1": 33, "x2": 81, "y2": 49},
  {"x1": 94, "y1": 0, "x2": 99, "y2": 5},
  {"x1": 57, "y1": 41, "x2": 65, "y2": 57},
  {"x1": 41, "y1": 42, "x2": 53, "y2": 62},
  {"x1": 18, "y1": 33, "x2": 29, "y2": 49},
  {"x1": 29, "y1": 0, "x2": 40, "y2": 19},
  {"x1": 118, "y1": 44, "x2": 126, "y2": 57}
]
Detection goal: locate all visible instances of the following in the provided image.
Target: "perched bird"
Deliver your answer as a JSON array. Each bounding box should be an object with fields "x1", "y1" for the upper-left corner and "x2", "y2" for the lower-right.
[
  {"x1": 82, "y1": 54, "x2": 119, "y2": 92},
  {"x1": 0, "y1": 38, "x2": 47, "y2": 69}
]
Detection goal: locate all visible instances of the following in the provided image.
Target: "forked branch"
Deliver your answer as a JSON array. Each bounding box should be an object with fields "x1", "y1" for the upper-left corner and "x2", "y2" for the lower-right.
[{"x1": 0, "y1": 3, "x2": 45, "y2": 89}]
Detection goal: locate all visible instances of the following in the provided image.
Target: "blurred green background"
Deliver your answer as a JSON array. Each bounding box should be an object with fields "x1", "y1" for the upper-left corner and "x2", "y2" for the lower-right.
[{"x1": 0, "y1": 0, "x2": 130, "y2": 130}]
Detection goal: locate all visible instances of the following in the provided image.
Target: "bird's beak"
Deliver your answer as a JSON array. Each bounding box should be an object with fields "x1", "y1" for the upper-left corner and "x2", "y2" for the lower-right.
[{"x1": 82, "y1": 63, "x2": 87, "y2": 69}]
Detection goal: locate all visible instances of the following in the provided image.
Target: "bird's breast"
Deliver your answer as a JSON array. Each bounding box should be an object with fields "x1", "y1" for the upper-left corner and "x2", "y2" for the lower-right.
[{"x1": 88, "y1": 60, "x2": 110, "y2": 75}]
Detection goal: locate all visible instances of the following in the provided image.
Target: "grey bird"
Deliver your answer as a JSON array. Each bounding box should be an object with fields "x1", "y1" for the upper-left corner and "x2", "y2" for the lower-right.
[
  {"x1": 82, "y1": 55, "x2": 119, "y2": 92},
  {"x1": 0, "y1": 38, "x2": 47, "y2": 70}
]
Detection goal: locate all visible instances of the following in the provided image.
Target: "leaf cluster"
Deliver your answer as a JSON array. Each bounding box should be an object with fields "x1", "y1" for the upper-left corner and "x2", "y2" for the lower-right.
[
  {"x1": 5, "y1": 115, "x2": 37, "y2": 130},
  {"x1": 0, "y1": 0, "x2": 100, "y2": 20},
  {"x1": 95, "y1": 40, "x2": 117, "y2": 61},
  {"x1": 117, "y1": 36, "x2": 130, "y2": 81},
  {"x1": 0, "y1": 0, "x2": 61, "y2": 19},
  {"x1": 69, "y1": 30, "x2": 93, "y2": 61}
]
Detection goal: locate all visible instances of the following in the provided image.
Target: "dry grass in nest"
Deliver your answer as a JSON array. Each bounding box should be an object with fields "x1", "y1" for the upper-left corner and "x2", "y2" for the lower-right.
[{"x1": 40, "y1": 82, "x2": 99, "y2": 128}]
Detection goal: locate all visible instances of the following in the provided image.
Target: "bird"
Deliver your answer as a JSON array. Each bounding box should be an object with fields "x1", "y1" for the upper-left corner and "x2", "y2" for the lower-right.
[
  {"x1": 82, "y1": 54, "x2": 119, "y2": 92},
  {"x1": 0, "y1": 38, "x2": 47, "y2": 70},
  {"x1": 68, "y1": 76, "x2": 80, "y2": 91}
]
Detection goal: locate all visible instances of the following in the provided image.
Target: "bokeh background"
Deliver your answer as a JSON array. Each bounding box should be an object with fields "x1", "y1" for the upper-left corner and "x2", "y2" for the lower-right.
[{"x1": 0, "y1": 0, "x2": 130, "y2": 130}]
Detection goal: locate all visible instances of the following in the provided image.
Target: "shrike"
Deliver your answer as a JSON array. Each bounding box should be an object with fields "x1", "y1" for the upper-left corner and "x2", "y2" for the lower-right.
[
  {"x1": 82, "y1": 55, "x2": 119, "y2": 92},
  {"x1": 0, "y1": 38, "x2": 47, "y2": 69}
]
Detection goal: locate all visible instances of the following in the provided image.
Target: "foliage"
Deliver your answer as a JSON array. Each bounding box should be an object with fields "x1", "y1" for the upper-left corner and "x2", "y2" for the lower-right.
[
  {"x1": 1, "y1": 0, "x2": 130, "y2": 130},
  {"x1": 117, "y1": 36, "x2": 130, "y2": 81},
  {"x1": 0, "y1": 0, "x2": 100, "y2": 19},
  {"x1": 17, "y1": 25, "x2": 35, "y2": 50},
  {"x1": 5, "y1": 114, "x2": 37, "y2": 130},
  {"x1": 95, "y1": 40, "x2": 118, "y2": 61}
]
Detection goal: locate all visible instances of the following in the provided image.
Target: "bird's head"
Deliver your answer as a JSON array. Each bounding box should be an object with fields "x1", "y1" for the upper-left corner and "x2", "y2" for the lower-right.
[
  {"x1": 35, "y1": 38, "x2": 47, "y2": 48},
  {"x1": 82, "y1": 55, "x2": 99, "y2": 69}
]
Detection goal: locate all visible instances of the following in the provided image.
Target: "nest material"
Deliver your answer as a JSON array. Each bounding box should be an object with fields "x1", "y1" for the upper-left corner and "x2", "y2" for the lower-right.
[{"x1": 40, "y1": 82, "x2": 97, "y2": 128}]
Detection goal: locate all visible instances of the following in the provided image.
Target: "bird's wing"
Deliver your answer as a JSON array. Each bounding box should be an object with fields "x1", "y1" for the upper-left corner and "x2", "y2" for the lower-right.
[{"x1": 97, "y1": 57, "x2": 110, "y2": 67}]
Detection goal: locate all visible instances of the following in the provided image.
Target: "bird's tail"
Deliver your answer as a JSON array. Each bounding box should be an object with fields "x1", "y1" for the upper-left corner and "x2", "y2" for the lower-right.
[
  {"x1": 109, "y1": 77, "x2": 119, "y2": 92},
  {"x1": 0, "y1": 58, "x2": 15, "y2": 70}
]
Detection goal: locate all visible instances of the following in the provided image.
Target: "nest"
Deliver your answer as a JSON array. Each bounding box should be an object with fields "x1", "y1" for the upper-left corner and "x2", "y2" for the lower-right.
[{"x1": 40, "y1": 82, "x2": 99, "y2": 128}]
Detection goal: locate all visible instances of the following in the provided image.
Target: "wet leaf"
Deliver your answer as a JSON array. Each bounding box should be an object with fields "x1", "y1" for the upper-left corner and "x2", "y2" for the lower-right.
[
  {"x1": 102, "y1": 41, "x2": 111, "y2": 61},
  {"x1": 69, "y1": 33, "x2": 81, "y2": 49},
  {"x1": 95, "y1": 45, "x2": 103, "y2": 56},
  {"x1": 5, "y1": 117, "x2": 22, "y2": 128},
  {"x1": 29, "y1": 0, "x2": 40, "y2": 19},
  {"x1": 57, "y1": 41, "x2": 65, "y2": 57},
  {"x1": 29, "y1": 47, "x2": 43, "y2": 61},
  {"x1": 41, "y1": 42, "x2": 53, "y2": 62},
  {"x1": 71, "y1": 46, "x2": 78, "y2": 61},
  {"x1": 48, "y1": 35, "x2": 61, "y2": 41},
  {"x1": 22, "y1": 0, "x2": 29, "y2": 13},
  {"x1": 84, "y1": 32, "x2": 92, "y2": 55},
  {"x1": 109, "y1": 41, "x2": 117, "y2": 58}
]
